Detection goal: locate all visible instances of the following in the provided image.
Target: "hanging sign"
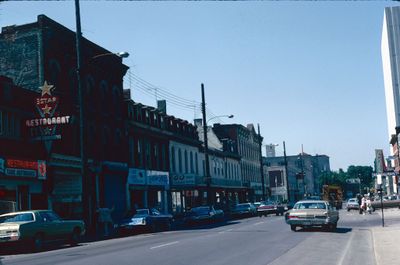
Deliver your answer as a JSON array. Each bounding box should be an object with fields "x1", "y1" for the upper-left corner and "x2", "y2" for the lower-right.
[{"x1": 26, "y1": 81, "x2": 71, "y2": 142}]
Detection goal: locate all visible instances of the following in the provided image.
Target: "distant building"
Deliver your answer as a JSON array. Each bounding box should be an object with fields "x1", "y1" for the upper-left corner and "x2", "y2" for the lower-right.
[{"x1": 263, "y1": 154, "x2": 330, "y2": 202}]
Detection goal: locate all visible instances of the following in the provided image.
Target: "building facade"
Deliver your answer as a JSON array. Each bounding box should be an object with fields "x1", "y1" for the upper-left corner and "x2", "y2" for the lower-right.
[
  {"x1": 382, "y1": 6, "x2": 400, "y2": 192},
  {"x1": 0, "y1": 76, "x2": 47, "y2": 213},
  {"x1": 0, "y1": 15, "x2": 129, "y2": 223},
  {"x1": 213, "y1": 123, "x2": 263, "y2": 201},
  {"x1": 263, "y1": 153, "x2": 330, "y2": 202}
]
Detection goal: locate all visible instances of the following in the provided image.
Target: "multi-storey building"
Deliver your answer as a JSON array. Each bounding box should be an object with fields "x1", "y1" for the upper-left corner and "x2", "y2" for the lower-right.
[
  {"x1": 125, "y1": 99, "x2": 202, "y2": 214},
  {"x1": 263, "y1": 153, "x2": 330, "y2": 202},
  {"x1": 0, "y1": 76, "x2": 47, "y2": 213},
  {"x1": 195, "y1": 119, "x2": 242, "y2": 211},
  {"x1": 213, "y1": 123, "x2": 263, "y2": 201},
  {"x1": 0, "y1": 15, "x2": 129, "y2": 222}
]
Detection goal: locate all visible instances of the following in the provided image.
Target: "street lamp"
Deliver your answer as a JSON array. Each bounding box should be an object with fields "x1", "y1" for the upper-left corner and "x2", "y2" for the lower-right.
[
  {"x1": 92, "y1": 51, "x2": 130, "y2": 60},
  {"x1": 207, "y1": 114, "x2": 234, "y2": 124},
  {"x1": 201, "y1": 84, "x2": 233, "y2": 208}
]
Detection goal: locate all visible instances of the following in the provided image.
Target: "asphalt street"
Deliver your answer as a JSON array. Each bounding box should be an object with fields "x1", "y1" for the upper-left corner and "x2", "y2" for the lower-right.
[{"x1": 1, "y1": 209, "x2": 395, "y2": 265}]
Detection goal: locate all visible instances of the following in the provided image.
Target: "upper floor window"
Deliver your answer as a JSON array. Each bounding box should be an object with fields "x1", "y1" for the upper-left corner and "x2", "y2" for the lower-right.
[
  {"x1": 171, "y1": 146, "x2": 176, "y2": 172},
  {"x1": 178, "y1": 149, "x2": 182, "y2": 173}
]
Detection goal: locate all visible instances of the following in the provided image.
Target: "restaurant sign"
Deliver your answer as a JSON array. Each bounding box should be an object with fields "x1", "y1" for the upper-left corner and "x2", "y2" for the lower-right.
[{"x1": 26, "y1": 81, "x2": 71, "y2": 143}]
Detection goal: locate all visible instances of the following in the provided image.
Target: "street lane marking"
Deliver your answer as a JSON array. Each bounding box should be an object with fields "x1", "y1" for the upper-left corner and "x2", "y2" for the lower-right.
[
  {"x1": 150, "y1": 241, "x2": 179, "y2": 250},
  {"x1": 218, "y1": 228, "x2": 234, "y2": 234},
  {"x1": 254, "y1": 222, "x2": 264, "y2": 226},
  {"x1": 336, "y1": 230, "x2": 355, "y2": 265}
]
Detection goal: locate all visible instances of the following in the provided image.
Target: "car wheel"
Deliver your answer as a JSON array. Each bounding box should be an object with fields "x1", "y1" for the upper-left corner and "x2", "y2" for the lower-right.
[
  {"x1": 290, "y1": 225, "x2": 297, "y2": 232},
  {"x1": 32, "y1": 233, "x2": 44, "y2": 252},
  {"x1": 69, "y1": 228, "x2": 81, "y2": 246}
]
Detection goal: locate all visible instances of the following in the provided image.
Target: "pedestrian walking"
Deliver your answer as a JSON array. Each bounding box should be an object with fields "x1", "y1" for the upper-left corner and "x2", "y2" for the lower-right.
[
  {"x1": 361, "y1": 196, "x2": 366, "y2": 215},
  {"x1": 357, "y1": 194, "x2": 363, "y2": 214}
]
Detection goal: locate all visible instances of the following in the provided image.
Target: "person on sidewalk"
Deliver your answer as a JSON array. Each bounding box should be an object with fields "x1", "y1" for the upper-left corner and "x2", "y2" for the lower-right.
[
  {"x1": 361, "y1": 196, "x2": 366, "y2": 215},
  {"x1": 97, "y1": 205, "x2": 115, "y2": 237},
  {"x1": 357, "y1": 194, "x2": 363, "y2": 214}
]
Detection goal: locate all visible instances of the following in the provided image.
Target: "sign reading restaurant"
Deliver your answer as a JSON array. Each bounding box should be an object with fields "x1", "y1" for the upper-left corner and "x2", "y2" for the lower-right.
[{"x1": 26, "y1": 81, "x2": 71, "y2": 141}]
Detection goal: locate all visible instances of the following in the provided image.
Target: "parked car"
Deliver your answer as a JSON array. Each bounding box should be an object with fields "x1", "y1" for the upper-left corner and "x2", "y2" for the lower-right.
[
  {"x1": 371, "y1": 194, "x2": 400, "y2": 211},
  {"x1": 346, "y1": 198, "x2": 360, "y2": 211},
  {"x1": 0, "y1": 210, "x2": 85, "y2": 251},
  {"x1": 115, "y1": 208, "x2": 173, "y2": 234},
  {"x1": 184, "y1": 206, "x2": 225, "y2": 226},
  {"x1": 230, "y1": 203, "x2": 257, "y2": 218},
  {"x1": 285, "y1": 200, "x2": 339, "y2": 232},
  {"x1": 257, "y1": 201, "x2": 285, "y2": 216}
]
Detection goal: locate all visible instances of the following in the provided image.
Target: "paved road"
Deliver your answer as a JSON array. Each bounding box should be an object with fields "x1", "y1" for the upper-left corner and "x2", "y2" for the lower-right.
[{"x1": 1, "y1": 209, "x2": 395, "y2": 265}]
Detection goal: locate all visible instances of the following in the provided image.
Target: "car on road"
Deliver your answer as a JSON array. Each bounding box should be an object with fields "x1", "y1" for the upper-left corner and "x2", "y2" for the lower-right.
[
  {"x1": 371, "y1": 195, "x2": 400, "y2": 211},
  {"x1": 184, "y1": 206, "x2": 225, "y2": 226},
  {"x1": 0, "y1": 210, "x2": 85, "y2": 251},
  {"x1": 285, "y1": 200, "x2": 339, "y2": 232},
  {"x1": 115, "y1": 208, "x2": 173, "y2": 234},
  {"x1": 230, "y1": 203, "x2": 257, "y2": 218},
  {"x1": 257, "y1": 201, "x2": 285, "y2": 216},
  {"x1": 346, "y1": 198, "x2": 360, "y2": 211}
]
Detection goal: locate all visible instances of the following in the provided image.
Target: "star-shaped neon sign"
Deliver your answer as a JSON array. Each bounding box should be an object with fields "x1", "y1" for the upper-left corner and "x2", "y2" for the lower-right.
[
  {"x1": 39, "y1": 81, "x2": 54, "y2": 96},
  {"x1": 42, "y1": 104, "x2": 52, "y2": 115}
]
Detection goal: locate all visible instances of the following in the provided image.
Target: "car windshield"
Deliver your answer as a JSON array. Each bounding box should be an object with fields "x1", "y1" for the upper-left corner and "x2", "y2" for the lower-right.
[
  {"x1": 294, "y1": 202, "x2": 327, "y2": 210},
  {"x1": 236, "y1": 204, "x2": 250, "y2": 209},
  {"x1": 0, "y1": 213, "x2": 34, "y2": 223},
  {"x1": 134, "y1": 209, "x2": 150, "y2": 218},
  {"x1": 348, "y1": 199, "x2": 356, "y2": 203}
]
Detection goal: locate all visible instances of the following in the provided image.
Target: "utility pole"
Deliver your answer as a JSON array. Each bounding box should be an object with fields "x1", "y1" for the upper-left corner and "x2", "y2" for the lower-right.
[
  {"x1": 257, "y1": 124, "x2": 265, "y2": 201},
  {"x1": 283, "y1": 141, "x2": 290, "y2": 203},
  {"x1": 75, "y1": 0, "x2": 91, "y2": 233},
  {"x1": 201, "y1": 84, "x2": 211, "y2": 208}
]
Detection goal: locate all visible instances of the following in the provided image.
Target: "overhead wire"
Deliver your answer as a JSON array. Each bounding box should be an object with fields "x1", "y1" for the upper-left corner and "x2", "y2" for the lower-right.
[{"x1": 124, "y1": 71, "x2": 228, "y2": 123}]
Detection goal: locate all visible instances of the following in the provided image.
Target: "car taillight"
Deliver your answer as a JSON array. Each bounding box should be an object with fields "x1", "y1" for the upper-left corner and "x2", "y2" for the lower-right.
[{"x1": 288, "y1": 215, "x2": 298, "y2": 219}]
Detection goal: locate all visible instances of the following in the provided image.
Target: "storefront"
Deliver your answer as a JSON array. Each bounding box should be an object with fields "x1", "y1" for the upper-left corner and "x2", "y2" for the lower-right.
[
  {"x1": 127, "y1": 168, "x2": 169, "y2": 213},
  {"x1": 0, "y1": 156, "x2": 47, "y2": 214},
  {"x1": 170, "y1": 174, "x2": 202, "y2": 214},
  {"x1": 101, "y1": 161, "x2": 128, "y2": 222}
]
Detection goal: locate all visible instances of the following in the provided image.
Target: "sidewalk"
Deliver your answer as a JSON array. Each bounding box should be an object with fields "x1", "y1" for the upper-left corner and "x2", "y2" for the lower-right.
[{"x1": 371, "y1": 208, "x2": 400, "y2": 265}]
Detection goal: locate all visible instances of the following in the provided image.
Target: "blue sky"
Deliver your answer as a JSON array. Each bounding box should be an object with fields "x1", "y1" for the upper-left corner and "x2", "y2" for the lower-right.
[{"x1": 1, "y1": 1, "x2": 398, "y2": 170}]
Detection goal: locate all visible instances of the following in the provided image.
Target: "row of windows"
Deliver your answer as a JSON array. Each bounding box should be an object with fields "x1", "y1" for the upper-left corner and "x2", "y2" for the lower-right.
[
  {"x1": 170, "y1": 146, "x2": 199, "y2": 175},
  {"x1": 238, "y1": 137, "x2": 260, "y2": 161},
  {"x1": 242, "y1": 162, "x2": 261, "y2": 183},
  {"x1": 0, "y1": 110, "x2": 21, "y2": 138},
  {"x1": 127, "y1": 104, "x2": 197, "y2": 139},
  {"x1": 128, "y1": 137, "x2": 168, "y2": 171}
]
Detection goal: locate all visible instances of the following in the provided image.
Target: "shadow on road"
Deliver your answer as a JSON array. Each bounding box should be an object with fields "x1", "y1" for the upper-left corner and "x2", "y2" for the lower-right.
[{"x1": 297, "y1": 227, "x2": 352, "y2": 234}]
